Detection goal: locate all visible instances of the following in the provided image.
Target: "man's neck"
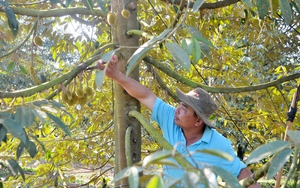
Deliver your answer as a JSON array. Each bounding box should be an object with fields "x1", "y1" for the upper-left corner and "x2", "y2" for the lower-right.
[{"x1": 183, "y1": 126, "x2": 206, "y2": 147}]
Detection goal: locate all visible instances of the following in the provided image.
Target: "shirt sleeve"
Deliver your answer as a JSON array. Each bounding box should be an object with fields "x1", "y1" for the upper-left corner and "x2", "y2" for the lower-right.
[
  {"x1": 151, "y1": 97, "x2": 175, "y2": 131},
  {"x1": 220, "y1": 141, "x2": 247, "y2": 177}
]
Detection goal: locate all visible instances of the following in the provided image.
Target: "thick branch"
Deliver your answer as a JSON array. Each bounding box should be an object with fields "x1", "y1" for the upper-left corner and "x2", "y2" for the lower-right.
[
  {"x1": 0, "y1": 43, "x2": 116, "y2": 98},
  {"x1": 0, "y1": 18, "x2": 38, "y2": 59},
  {"x1": 143, "y1": 55, "x2": 300, "y2": 93},
  {"x1": 0, "y1": 7, "x2": 105, "y2": 17}
]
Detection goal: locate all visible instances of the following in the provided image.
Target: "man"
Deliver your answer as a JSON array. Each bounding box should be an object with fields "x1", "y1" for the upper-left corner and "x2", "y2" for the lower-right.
[{"x1": 97, "y1": 55, "x2": 261, "y2": 187}]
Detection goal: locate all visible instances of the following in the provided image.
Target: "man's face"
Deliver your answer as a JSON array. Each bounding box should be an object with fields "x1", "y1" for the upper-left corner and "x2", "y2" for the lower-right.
[{"x1": 174, "y1": 102, "x2": 200, "y2": 129}]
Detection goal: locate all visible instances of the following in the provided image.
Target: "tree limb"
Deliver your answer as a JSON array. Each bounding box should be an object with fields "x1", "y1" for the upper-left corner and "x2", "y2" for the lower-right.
[
  {"x1": 0, "y1": 7, "x2": 105, "y2": 17},
  {"x1": 0, "y1": 43, "x2": 116, "y2": 98},
  {"x1": 144, "y1": 55, "x2": 300, "y2": 93}
]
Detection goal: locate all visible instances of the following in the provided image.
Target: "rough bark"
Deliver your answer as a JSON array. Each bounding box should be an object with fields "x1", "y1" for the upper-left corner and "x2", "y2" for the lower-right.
[{"x1": 111, "y1": 0, "x2": 141, "y2": 187}]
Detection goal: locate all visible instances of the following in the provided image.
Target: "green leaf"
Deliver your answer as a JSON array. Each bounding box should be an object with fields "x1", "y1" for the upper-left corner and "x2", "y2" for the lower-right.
[
  {"x1": 191, "y1": 38, "x2": 203, "y2": 64},
  {"x1": 16, "y1": 142, "x2": 25, "y2": 159},
  {"x1": 242, "y1": 0, "x2": 254, "y2": 7},
  {"x1": 7, "y1": 62, "x2": 15, "y2": 72},
  {"x1": 66, "y1": 0, "x2": 74, "y2": 7},
  {"x1": 95, "y1": 50, "x2": 116, "y2": 90},
  {"x1": 128, "y1": 166, "x2": 139, "y2": 188},
  {"x1": 267, "y1": 148, "x2": 292, "y2": 179},
  {"x1": 296, "y1": 0, "x2": 300, "y2": 6},
  {"x1": 181, "y1": 38, "x2": 193, "y2": 55},
  {"x1": 95, "y1": 70, "x2": 105, "y2": 90},
  {"x1": 279, "y1": 0, "x2": 292, "y2": 24},
  {"x1": 187, "y1": 26, "x2": 214, "y2": 48},
  {"x1": 146, "y1": 175, "x2": 164, "y2": 188},
  {"x1": 45, "y1": 150, "x2": 52, "y2": 160},
  {"x1": 192, "y1": 0, "x2": 206, "y2": 12},
  {"x1": 210, "y1": 166, "x2": 242, "y2": 188},
  {"x1": 199, "y1": 42, "x2": 210, "y2": 57},
  {"x1": 287, "y1": 130, "x2": 300, "y2": 146},
  {"x1": 246, "y1": 140, "x2": 290, "y2": 164},
  {"x1": 4, "y1": 7, "x2": 18, "y2": 37},
  {"x1": 7, "y1": 159, "x2": 25, "y2": 181},
  {"x1": 0, "y1": 124, "x2": 7, "y2": 143},
  {"x1": 2, "y1": 118, "x2": 28, "y2": 145},
  {"x1": 193, "y1": 149, "x2": 234, "y2": 161},
  {"x1": 83, "y1": 0, "x2": 93, "y2": 11},
  {"x1": 256, "y1": 0, "x2": 269, "y2": 19},
  {"x1": 149, "y1": 158, "x2": 179, "y2": 167},
  {"x1": 31, "y1": 108, "x2": 47, "y2": 124},
  {"x1": 126, "y1": 28, "x2": 171, "y2": 76},
  {"x1": 25, "y1": 140, "x2": 37, "y2": 158},
  {"x1": 142, "y1": 150, "x2": 173, "y2": 167},
  {"x1": 184, "y1": 172, "x2": 201, "y2": 188},
  {"x1": 101, "y1": 50, "x2": 116, "y2": 63},
  {"x1": 166, "y1": 42, "x2": 191, "y2": 70},
  {"x1": 46, "y1": 113, "x2": 71, "y2": 137},
  {"x1": 173, "y1": 5, "x2": 179, "y2": 13},
  {"x1": 111, "y1": 166, "x2": 143, "y2": 184},
  {"x1": 19, "y1": 65, "x2": 27, "y2": 74},
  {"x1": 15, "y1": 106, "x2": 35, "y2": 127}
]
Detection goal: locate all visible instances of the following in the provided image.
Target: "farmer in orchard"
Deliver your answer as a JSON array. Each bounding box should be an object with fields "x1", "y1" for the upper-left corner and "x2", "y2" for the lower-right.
[{"x1": 97, "y1": 55, "x2": 261, "y2": 188}]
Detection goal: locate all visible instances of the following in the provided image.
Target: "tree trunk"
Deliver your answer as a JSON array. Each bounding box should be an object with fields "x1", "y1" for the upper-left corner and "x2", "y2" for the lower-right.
[{"x1": 111, "y1": 1, "x2": 141, "y2": 187}]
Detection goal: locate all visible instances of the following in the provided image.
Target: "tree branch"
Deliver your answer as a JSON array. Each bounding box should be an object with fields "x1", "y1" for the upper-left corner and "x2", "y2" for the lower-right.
[
  {"x1": 0, "y1": 7, "x2": 105, "y2": 17},
  {"x1": 0, "y1": 43, "x2": 116, "y2": 98},
  {"x1": 143, "y1": 55, "x2": 300, "y2": 93}
]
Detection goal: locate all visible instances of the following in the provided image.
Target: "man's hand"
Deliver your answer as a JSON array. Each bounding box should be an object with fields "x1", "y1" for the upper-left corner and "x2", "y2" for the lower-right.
[{"x1": 96, "y1": 54, "x2": 120, "y2": 79}]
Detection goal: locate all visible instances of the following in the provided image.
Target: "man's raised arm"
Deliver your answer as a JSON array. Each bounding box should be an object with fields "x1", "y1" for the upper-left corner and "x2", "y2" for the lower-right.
[{"x1": 97, "y1": 55, "x2": 157, "y2": 111}]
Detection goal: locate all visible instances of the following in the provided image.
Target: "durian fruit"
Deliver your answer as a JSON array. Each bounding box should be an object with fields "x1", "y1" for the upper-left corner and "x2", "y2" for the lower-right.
[
  {"x1": 78, "y1": 94, "x2": 88, "y2": 106},
  {"x1": 67, "y1": 92, "x2": 78, "y2": 106},
  {"x1": 107, "y1": 12, "x2": 117, "y2": 25},
  {"x1": 66, "y1": 90, "x2": 73, "y2": 100},
  {"x1": 121, "y1": 9, "x2": 130, "y2": 18},
  {"x1": 61, "y1": 92, "x2": 69, "y2": 103},
  {"x1": 85, "y1": 87, "x2": 93, "y2": 96},
  {"x1": 76, "y1": 88, "x2": 85, "y2": 98},
  {"x1": 34, "y1": 36, "x2": 43, "y2": 46}
]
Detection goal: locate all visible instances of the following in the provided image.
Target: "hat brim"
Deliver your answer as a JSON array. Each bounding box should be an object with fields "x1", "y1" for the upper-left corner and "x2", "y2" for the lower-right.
[{"x1": 176, "y1": 88, "x2": 215, "y2": 128}]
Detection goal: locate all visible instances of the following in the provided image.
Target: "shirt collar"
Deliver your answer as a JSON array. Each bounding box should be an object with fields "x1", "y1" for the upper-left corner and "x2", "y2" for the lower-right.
[{"x1": 200, "y1": 126, "x2": 213, "y2": 143}]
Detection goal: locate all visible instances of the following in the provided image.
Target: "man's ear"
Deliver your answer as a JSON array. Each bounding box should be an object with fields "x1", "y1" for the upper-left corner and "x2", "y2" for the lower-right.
[{"x1": 195, "y1": 118, "x2": 203, "y2": 126}]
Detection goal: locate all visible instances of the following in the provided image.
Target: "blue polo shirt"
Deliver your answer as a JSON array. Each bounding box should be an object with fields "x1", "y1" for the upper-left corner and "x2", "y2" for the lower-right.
[{"x1": 151, "y1": 98, "x2": 246, "y2": 179}]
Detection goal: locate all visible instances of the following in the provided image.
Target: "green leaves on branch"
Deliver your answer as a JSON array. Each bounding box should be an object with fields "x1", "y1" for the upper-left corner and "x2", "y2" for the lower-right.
[
  {"x1": 126, "y1": 29, "x2": 172, "y2": 76},
  {"x1": 166, "y1": 42, "x2": 191, "y2": 70},
  {"x1": 126, "y1": 25, "x2": 213, "y2": 74},
  {"x1": 7, "y1": 159, "x2": 25, "y2": 181},
  {"x1": 243, "y1": 0, "x2": 292, "y2": 24},
  {"x1": 0, "y1": 1, "x2": 18, "y2": 37},
  {"x1": 0, "y1": 100, "x2": 73, "y2": 161},
  {"x1": 246, "y1": 140, "x2": 290, "y2": 164}
]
